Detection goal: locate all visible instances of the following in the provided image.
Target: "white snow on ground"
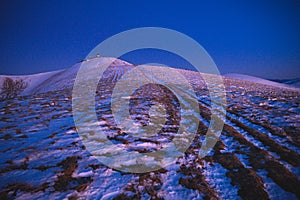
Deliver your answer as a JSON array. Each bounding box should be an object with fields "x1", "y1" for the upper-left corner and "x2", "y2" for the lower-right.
[
  {"x1": 203, "y1": 161, "x2": 241, "y2": 200},
  {"x1": 159, "y1": 164, "x2": 204, "y2": 200},
  {"x1": 256, "y1": 170, "x2": 297, "y2": 200}
]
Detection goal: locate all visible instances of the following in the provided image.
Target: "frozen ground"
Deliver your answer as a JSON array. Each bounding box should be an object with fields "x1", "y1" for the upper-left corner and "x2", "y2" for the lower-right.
[{"x1": 0, "y1": 57, "x2": 299, "y2": 199}]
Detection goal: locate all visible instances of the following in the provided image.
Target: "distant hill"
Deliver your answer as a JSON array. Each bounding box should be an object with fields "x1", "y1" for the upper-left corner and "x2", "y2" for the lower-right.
[
  {"x1": 269, "y1": 78, "x2": 300, "y2": 88},
  {"x1": 224, "y1": 73, "x2": 300, "y2": 91}
]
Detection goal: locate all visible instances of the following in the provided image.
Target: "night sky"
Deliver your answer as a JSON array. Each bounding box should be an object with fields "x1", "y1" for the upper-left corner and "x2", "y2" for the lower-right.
[{"x1": 1, "y1": 0, "x2": 300, "y2": 79}]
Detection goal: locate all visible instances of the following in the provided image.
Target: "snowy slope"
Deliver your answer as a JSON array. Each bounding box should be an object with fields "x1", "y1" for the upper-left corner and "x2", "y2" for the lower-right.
[
  {"x1": 0, "y1": 57, "x2": 134, "y2": 96},
  {"x1": 224, "y1": 73, "x2": 299, "y2": 91},
  {"x1": 0, "y1": 70, "x2": 62, "y2": 95}
]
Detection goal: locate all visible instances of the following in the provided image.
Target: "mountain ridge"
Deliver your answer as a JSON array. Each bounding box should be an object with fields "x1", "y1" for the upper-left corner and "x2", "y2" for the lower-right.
[
  {"x1": 0, "y1": 58, "x2": 299, "y2": 96},
  {"x1": 224, "y1": 73, "x2": 300, "y2": 90}
]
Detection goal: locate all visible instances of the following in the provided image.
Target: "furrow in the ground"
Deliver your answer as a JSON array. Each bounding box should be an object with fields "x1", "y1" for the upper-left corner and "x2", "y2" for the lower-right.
[{"x1": 198, "y1": 101, "x2": 300, "y2": 198}]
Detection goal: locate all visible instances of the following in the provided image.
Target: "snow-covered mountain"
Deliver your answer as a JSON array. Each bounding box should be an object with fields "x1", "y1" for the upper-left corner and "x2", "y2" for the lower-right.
[
  {"x1": 1, "y1": 59, "x2": 299, "y2": 96},
  {"x1": 0, "y1": 57, "x2": 134, "y2": 96}
]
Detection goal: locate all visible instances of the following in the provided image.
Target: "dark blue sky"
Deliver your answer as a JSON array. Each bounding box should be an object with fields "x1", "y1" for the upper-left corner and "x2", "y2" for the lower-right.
[{"x1": 1, "y1": 0, "x2": 300, "y2": 79}]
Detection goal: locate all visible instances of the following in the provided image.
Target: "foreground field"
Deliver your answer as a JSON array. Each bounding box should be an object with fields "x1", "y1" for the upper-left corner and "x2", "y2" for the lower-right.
[{"x1": 0, "y1": 59, "x2": 299, "y2": 199}]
